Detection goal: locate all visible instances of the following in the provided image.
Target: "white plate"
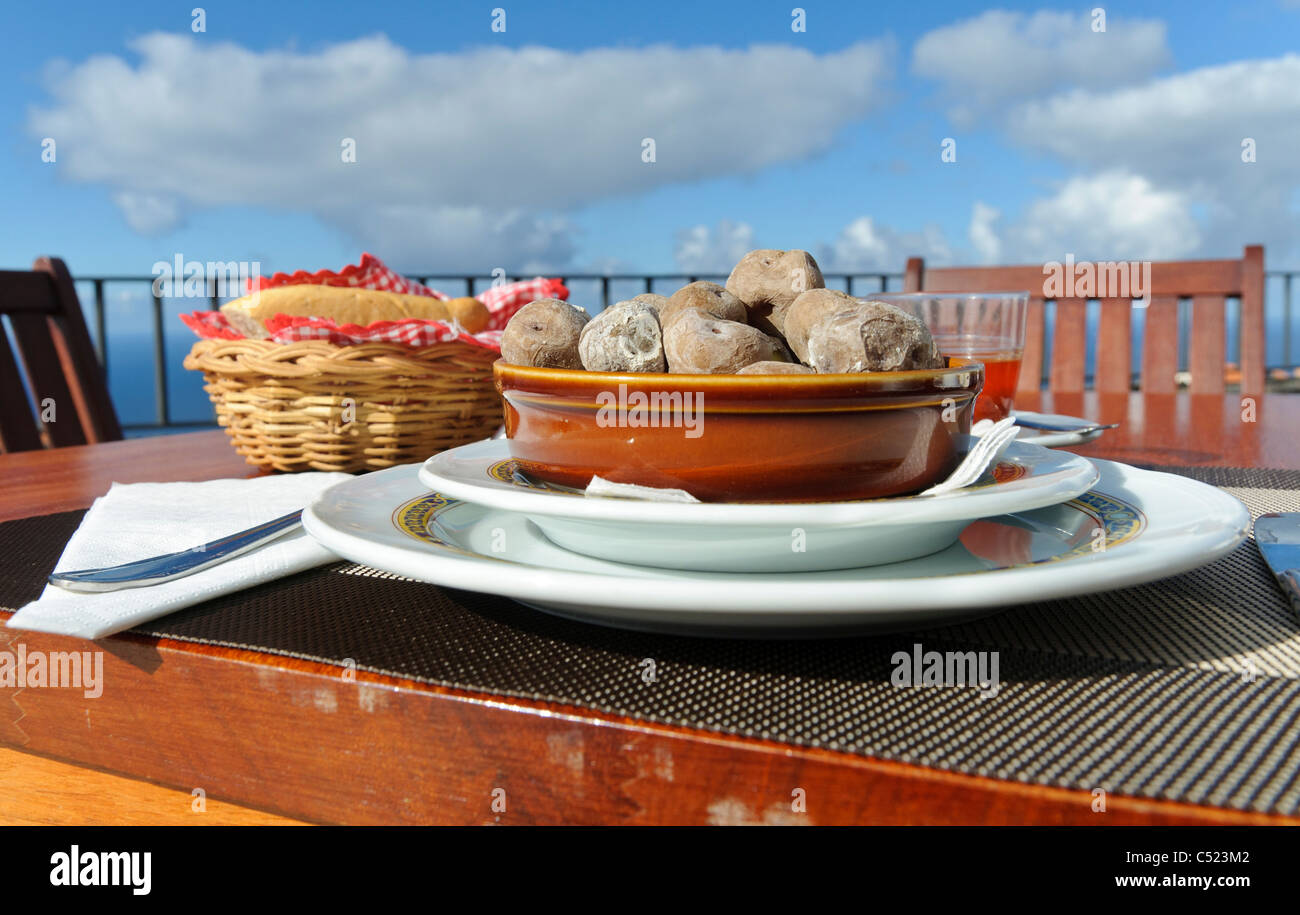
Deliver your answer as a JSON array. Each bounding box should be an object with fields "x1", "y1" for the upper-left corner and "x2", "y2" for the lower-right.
[
  {"x1": 1013, "y1": 410, "x2": 1107, "y2": 447},
  {"x1": 417, "y1": 438, "x2": 1099, "y2": 572},
  {"x1": 303, "y1": 459, "x2": 1250, "y2": 637}
]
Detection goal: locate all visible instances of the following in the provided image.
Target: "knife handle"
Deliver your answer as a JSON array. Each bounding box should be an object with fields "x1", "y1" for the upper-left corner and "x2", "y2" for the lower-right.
[{"x1": 1283, "y1": 569, "x2": 1300, "y2": 615}]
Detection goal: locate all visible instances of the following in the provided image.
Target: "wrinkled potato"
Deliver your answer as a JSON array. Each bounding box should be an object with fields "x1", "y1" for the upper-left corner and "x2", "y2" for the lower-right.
[
  {"x1": 627, "y1": 292, "x2": 669, "y2": 316},
  {"x1": 500, "y1": 260, "x2": 942, "y2": 378},
  {"x1": 803, "y1": 301, "x2": 945, "y2": 373},
  {"x1": 735, "y1": 360, "x2": 815, "y2": 375},
  {"x1": 500, "y1": 298, "x2": 590, "y2": 369},
  {"x1": 781, "y1": 288, "x2": 862, "y2": 363},
  {"x1": 578, "y1": 300, "x2": 665, "y2": 372},
  {"x1": 660, "y1": 281, "x2": 748, "y2": 329},
  {"x1": 663, "y1": 309, "x2": 788, "y2": 374},
  {"x1": 726, "y1": 249, "x2": 825, "y2": 336}
]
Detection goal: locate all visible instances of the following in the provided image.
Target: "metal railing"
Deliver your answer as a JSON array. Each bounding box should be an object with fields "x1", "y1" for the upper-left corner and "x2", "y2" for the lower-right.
[{"x1": 73, "y1": 270, "x2": 1299, "y2": 433}]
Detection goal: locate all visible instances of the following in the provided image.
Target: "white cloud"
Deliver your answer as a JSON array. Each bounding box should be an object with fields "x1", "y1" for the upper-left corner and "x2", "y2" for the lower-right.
[
  {"x1": 1008, "y1": 55, "x2": 1300, "y2": 179},
  {"x1": 30, "y1": 33, "x2": 892, "y2": 267},
  {"x1": 913, "y1": 10, "x2": 1169, "y2": 122},
  {"x1": 111, "y1": 191, "x2": 184, "y2": 235},
  {"x1": 667, "y1": 216, "x2": 960, "y2": 278},
  {"x1": 345, "y1": 206, "x2": 578, "y2": 274},
  {"x1": 912, "y1": 15, "x2": 1298, "y2": 264},
  {"x1": 811, "y1": 179, "x2": 1200, "y2": 273},
  {"x1": 1007, "y1": 54, "x2": 1300, "y2": 261},
  {"x1": 675, "y1": 195, "x2": 1193, "y2": 277},
  {"x1": 968, "y1": 202, "x2": 1002, "y2": 263},
  {"x1": 673, "y1": 220, "x2": 755, "y2": 274},
  {"x1": 819, "y1": 216, "x2": 954, "y2": 272},
  {"x1": 996, "y1": 171, "x2": 1202, "y2": 262}
]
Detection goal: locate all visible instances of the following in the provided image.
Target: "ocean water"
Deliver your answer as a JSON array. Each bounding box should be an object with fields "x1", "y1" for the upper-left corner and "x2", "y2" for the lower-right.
[{"x1": 105, "y1": 330, "x2": 216, "y2": 429}]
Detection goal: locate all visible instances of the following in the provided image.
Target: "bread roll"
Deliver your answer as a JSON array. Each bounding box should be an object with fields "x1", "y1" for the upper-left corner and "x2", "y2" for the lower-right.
[{"x1": 220, "y1": 285, "x2": 491, "y2": 338}]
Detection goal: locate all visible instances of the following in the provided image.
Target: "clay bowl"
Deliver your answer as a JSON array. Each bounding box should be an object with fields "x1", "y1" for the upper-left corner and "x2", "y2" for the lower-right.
[{"x1": 493, "y1": 358, "x2": 984, "y2": 503}]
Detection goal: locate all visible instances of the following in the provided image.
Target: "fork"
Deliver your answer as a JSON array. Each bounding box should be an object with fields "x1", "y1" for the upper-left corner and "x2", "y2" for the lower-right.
[{"x1": 918, "y1": 416, "x2": 1020, "y2": 496}]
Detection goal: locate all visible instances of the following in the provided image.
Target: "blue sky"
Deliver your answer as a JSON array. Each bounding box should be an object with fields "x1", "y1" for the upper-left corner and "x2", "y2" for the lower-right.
[{"x1": 3, "y1": 0, "x2": 1298, "y2": 286}]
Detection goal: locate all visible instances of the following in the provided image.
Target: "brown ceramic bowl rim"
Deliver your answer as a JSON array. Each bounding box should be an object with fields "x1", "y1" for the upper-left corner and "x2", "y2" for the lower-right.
[{"x1": 494, "y1": 356, "x2": 984, "y2": 390}]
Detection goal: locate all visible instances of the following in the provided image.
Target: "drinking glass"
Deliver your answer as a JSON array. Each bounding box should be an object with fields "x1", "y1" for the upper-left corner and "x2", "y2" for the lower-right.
[{"x1": 871, "y1": 292, "x2": 1030, "y2": 423}]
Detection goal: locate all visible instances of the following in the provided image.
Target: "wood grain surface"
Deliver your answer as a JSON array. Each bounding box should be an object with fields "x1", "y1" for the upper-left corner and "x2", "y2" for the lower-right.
[
  {"x1": 0, "y1": 747, "x2": 305, "y2": 825},
  {"x1": 1, "y1": 401, "x2": 1298, "y2": 825}
]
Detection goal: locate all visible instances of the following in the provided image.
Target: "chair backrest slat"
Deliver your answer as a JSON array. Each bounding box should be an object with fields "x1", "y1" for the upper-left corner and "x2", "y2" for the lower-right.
[
  {"x1": 1095, "y1": 298, "x2": 1133, "y2": 393},
  {"x1": 1050, "y1": 298, "x2": 1088, "y2": 393},
  {"x1": 903, "y1": 246, "x2": 1265, "y2": 394},
  {"x1": 1140, "y1": 295, "x2": 1180, "y2": 395},
  {"x1": 35, "y1": 257, "x2": 122, "y2": 443},
  {"x1": 0, "y1": 257, "x2": 123, "y2": 452},
  {"x1": 0, "y1": 325, "x2": 43, "y2": 451},
  {"x1": 7, "y1": 312, "x2": 84, "y2": 448},
  {"x1": 907, "y1": 264, "x2": 1046, "y2": 293},
  {"x1": 0, "y1": 271, "x2": 61, "y2": 314},
  {"x1": 1190, "y1": 294, "x2": 1227, "y2": 395},
  {"x1": 1019, "y1": 298, "x2": 1046, "y2": 396},
  {"x1": 1239, "y1": 245, "x2": 1266, "y2": 395}
]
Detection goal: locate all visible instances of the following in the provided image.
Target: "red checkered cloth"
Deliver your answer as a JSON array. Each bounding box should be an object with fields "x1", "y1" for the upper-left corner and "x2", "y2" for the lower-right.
[
  {"x1": 180, "y1": 310, "x2": 244, "y2": 341},
  {"x1": 251, "y1": 252, "x2": 446, "y2": 298},
  {"x1": 262, "y1": 317, "x2": 504, "y2": 350},
  {"x1": 179, "y1": 253, "x2": 568, "y2": 349}
]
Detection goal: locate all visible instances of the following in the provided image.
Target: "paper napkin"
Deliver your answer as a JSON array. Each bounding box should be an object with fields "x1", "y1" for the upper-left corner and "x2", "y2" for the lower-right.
[
  {"x1": 584, "y1": 475, "x2": 700, "y2": 502},
  {"x1": 6, "y1": 473, "x2": 350, "y2": 641}
]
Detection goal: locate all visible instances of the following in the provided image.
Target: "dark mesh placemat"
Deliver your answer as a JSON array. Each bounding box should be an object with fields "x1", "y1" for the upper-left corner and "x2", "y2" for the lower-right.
[{"x1": 3, "y1": 465, "x2": 1298, "y2": 814}]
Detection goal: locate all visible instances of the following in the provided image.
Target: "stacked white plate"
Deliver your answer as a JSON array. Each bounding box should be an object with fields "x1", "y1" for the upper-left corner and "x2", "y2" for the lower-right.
[{"x1": 302, "y1": 434, "x2": 1250, "y2": 637}]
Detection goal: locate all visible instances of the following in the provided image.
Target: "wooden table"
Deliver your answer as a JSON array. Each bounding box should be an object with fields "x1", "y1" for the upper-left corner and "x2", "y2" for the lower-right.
[{"x1": 2, "y1": 393, "x2": 1298, "y2": 825}]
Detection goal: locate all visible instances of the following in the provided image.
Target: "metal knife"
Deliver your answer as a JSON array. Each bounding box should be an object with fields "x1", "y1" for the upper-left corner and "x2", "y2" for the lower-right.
[
  {"x1": 1254, "y1": 513, "x2": 1300, "y2": 615},
  {"x1": 47, "y1": 510, "x2": 303, "y2": 593},
  {"x1": 1010, "y1": 411, "x2": 1120, "y2": 435}
]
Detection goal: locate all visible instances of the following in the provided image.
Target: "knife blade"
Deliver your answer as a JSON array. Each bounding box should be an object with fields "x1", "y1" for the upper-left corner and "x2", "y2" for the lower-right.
[
  {"x1": 1010, "y1": 411, "x2": 1119, "y2": 434},
  {"x1": 1254, "y1": 513, "x2": 1300, "y2": 615},
  {"x1": 47, "y1": 510, "x2": 303, "y2": 593}
]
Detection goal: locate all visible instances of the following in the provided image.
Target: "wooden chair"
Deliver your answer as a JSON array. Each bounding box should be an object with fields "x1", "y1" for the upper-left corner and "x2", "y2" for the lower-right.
[
  {"x1": 0, "y1": 257, "x2": 123, "y2": 452},
  {"x1": 903, "y1": 245, "x2": 1266, "y2": 396}
]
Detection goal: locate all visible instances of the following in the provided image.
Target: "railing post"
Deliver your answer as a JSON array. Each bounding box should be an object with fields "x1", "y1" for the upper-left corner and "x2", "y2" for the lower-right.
[
  {"x1": 150, "y1": 290, "x2": 169, "y2": 427},
  {"x1": 1177, "y1": 298, "x2": 1190, "y2": 375},
  {"x1": 601, "y1": 276, "x2": 611, "y2": 312},
  {"x1": 92, "y1": 279, "x2": 107, "y2": 375},
  {"x1": 1284, "y1": 273, "x2": 1293, "y2": 370}
]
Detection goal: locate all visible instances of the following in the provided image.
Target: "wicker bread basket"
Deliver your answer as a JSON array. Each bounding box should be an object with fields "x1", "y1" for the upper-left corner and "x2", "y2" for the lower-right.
[{"x1": 184, "y1": 338, "x2": 502, "y2": 472}]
